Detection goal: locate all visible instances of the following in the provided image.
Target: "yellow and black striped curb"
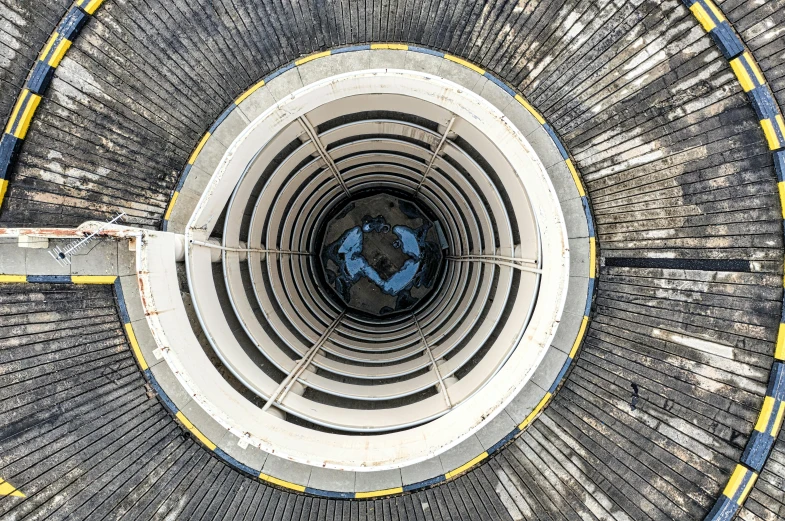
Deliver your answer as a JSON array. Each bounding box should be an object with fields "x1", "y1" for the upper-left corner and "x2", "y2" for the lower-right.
[
  {"x1": 682, "y1": 1, "x2": 785, "y2": 519},
  {"x1": 0, "y1": 0, "x2": 104, "y2": 210}
]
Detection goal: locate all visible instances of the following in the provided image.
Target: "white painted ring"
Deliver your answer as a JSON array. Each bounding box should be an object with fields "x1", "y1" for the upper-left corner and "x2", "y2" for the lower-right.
[{"x1": 179, "y1": 69, "x2": 569, "y2": 470}]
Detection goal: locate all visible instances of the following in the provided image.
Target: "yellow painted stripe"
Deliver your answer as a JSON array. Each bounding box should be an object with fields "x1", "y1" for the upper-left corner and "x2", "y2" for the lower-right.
[
  {"x1": 14, "y1": 93, "x2": 40, "y2": 139},
  {"x1": 748, "y1": 54, "x2": 766, "y2": 85},
  {"x1": 258, "y1": 472, "x2": 306, "y2": 492},
  {"x1": 514, "y1": 94, "x2": 545, "y2": 124},
  {"x1": 164, "y1": 191, "x2": 179, "y2": 221},
  {"x1": 370, "y1": 43, "x2": 408, "y2": 50},
  {"x1": 82, "y1": 0, "x2": 104, "y2": 15},
  {"x1": 0, "y1": 275, "x2": 27, "y2": 283},
  {"x1": 235, "y1": 80, "x2": 265, "y2": 104},
  {"x1": 704, "y1": 0, "x2": 725, "y2": 23},
  {"x1": 295, "y1": 50, "x2": 331, "y2": 66},
  {"x1": 566, "y1": 159, "x2": 584, "y2": 196},
  {"x1": 730, "y1": 56, "x2": 755, "y2": 92},
  {"x1": 5, "y1": 90, "x2": 40, "y2": 137},
  {"x1": 754, "y1": 396, "x2": 775, "y2": 432},
  {"x1": 0, "y1": 479, "x2": 25, "y2": 498},
  {"x1": 444, "y1": 452, "x2": 488, "y2": 479},
  {"x1": 5, "y1": 94, "x2": 26, "y2": 134},
  {"x1": 518, "y1": 392, "x2": 551, "y2": 430},
  {"x1": 779, "y1": 182, "x2": 785, "y2": 219},
  {"x1": 188, "y1": 132, "x2": 210, "y2": 165},
  {"x1": 777, "y1": 323, "x2": 785, "y2": 361},
  {"x1": 71, "y1": 275, "x2": 117, "y2": 284},
  {"x1": 47, "y1": 38, "x2": 72, "y2": 68},
  {"x1": 731, "y1": 53, "x2": 764, "y2": 92},
  {"x1": 772, "y1": 401, "x2": 785, "y2": 438},
  {"x1": 176, "y1": 411, "x2": 217, "y2": 450},
  {"x1": 444, "y1": 54, "x2": 485, "y2": 75},
  {"x1": 737, "y1": 471, "x2": 757, "y2": 505},
  {"x1": 40, "y1": 32, "x2": 60, "y2": 60},
  {"x1": 125, "y1": 322, "x2": 148, "y2": 371},
  {"x1": 761, "y1": 117, "x2": 785, "y2": 150},
  {"x1": 10, "y1": 93, "x2": 41, "y2": 139},
  {"x1": 774, "y1": 114, "x2": 785, "y2": 148},
  {"x1": 723, "y1": 464, "x2": 748, "y2": 499},
  {"x1": 355, "y1": 487, "x2": 404, "y2": 498},
  {"x1": 0, "y1": 178, "x2": 7, "y2": 208},
  {"x1": 689, "y1": 3, "x2": 717, "y2": 32},
  {"x1": 589, "y1": 237, "x2": 596, "y2": 277},
  {"x1": 569, "y1": 316, "x2": 589, "y2": 359}
]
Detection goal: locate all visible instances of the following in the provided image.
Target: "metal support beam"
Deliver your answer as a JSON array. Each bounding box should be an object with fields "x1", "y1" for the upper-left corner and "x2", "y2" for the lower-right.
[
  {"x1": 414, "y1": 116, "x2": 456, "y2": 195},
  {"x1": 298, "y1": 115, "x2": 351, "y2": 197},
  {"x1": 447, "y1": 255, "x2": 542, "y2": 274},
  {"x1": 190, "y1": 240, "x2": 312, "y2": 256},
  {"x1": 413, "y1": 314, "x2": 452, "y2": 408},
  {"x1": 262, "y1": 312, "x2": 345, "y2": 412}
]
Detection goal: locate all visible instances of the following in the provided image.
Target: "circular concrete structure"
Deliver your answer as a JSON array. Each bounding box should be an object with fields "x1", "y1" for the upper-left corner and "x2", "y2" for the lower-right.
[
  {"x1": 1, "y1": 2, "x2": 784, "y2": 519},
  {"x1": 182, "y1": 68, "x2": 570, "y2": 470}
]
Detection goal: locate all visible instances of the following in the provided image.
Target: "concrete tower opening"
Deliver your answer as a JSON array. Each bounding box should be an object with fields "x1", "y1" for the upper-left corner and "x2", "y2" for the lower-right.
[{"x1": 176, "y1": 68, "x2": 570, "y2": 471}]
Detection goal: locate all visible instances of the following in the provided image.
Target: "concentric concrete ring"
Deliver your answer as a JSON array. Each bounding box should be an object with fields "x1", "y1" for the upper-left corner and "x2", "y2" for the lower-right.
[{"x1": 132, "y1": 46, "x2": 597, "y2": 495}]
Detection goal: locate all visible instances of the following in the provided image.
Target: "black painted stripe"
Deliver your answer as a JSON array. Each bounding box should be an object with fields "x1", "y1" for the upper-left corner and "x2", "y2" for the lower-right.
[{"x1": 604, "y1": 257, "x2": 751, "y2": 272}]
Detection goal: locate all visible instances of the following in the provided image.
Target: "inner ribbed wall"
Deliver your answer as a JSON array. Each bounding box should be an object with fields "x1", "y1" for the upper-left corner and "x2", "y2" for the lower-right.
[{"x1": 207, "y1": 101, "x2": 532, "y2": 433}]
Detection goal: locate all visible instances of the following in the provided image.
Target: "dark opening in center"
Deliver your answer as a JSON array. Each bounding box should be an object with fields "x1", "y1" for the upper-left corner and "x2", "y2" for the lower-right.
[{"x1": 318, "y1": 193, "x2": 446, "y2": 317}]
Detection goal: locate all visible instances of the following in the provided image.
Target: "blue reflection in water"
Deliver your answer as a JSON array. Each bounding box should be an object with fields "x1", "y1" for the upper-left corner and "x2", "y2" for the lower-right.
[
  {"x1": 323, "y1": 214, "x2": 441, "y2": 311},
  {"x1": 333, "y1": 224, "x2": 421, "y2": 295},
  {"x1": 394, "y1": 226, "x2": 419, "y2": 257}
]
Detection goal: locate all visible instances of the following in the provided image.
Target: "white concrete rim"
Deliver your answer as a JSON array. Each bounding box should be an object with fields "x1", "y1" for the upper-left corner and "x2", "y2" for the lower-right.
[{"x1": 182, "y1": 69, "x2": 570, "y2": 470}]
